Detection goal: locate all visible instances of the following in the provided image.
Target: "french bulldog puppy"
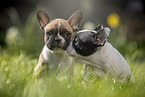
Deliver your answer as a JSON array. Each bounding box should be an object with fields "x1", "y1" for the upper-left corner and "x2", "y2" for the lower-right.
[
  {"x1": 34, "y1": 10, "x2": 83, "y2": 78},
  {"x1": 67, "y1": 24, "x2": 135, "y2": 82}
]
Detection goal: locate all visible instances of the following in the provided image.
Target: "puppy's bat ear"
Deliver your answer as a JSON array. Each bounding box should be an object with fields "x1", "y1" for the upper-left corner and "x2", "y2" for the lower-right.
[
  {"x1": 37, "y1": 10, "x2": 51, "y2": 30},
  {"x1": 95, "y1": 24, "x2": 103, "y2": 31},
  {"x1": 93, "y1": 27, "x2": 110, "y2": 46},
  {"x1": 68, "y1": 10, "x2": 83, "y2": 31}
]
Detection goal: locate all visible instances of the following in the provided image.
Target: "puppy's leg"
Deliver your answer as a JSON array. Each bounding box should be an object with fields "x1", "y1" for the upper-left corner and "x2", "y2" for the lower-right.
[
  {"x1": 68, "y1": 59, "x2": 75, "y2": 82},
  {"x1": 122, "y1": 73, "x2": 135, "y2": 83},
  {"x1": 129, "y1": 73, "x2": 135, "y2": 82},
  {"x1": 83, "y1": 64, "x2": 103, "y2": 82},
  {"x1": 82, "y1": 64, "x2": 91, "y2": 82},
  {"x1": 83, "y1": 64, "x2": 89, "y2": 79},
  {"x1": 34, "y1": 53, "x2": 48, "y2": 79}
]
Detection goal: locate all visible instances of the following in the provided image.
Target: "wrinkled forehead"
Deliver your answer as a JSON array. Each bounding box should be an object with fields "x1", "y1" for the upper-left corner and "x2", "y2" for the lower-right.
[
  {"x1": 77, "y1": 30, "x2": 97, "y2": 34},
  {"x1": 44, "y1": 19, "x2": 73, "y2": 33}
]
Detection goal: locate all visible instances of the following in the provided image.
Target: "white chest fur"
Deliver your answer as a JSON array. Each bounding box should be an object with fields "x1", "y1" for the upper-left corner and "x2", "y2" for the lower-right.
[{"x1": 42, "y1": 45, "x2": 73, "y2": 75}]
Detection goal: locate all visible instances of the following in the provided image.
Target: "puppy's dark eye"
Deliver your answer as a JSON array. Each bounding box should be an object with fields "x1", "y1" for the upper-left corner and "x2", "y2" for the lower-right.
[
  {"x1": 91, "y1": 32, "x2": 95, "y2": 35},
  {"x1": 65, "y1": 32, "x2": 71, "y2": 38},
  {"x1": 46, "y1": 30, "x2": 53, "y2": 35},
  {"x1": 61, "y1": 29, "x2": 71, "y2": 38}
]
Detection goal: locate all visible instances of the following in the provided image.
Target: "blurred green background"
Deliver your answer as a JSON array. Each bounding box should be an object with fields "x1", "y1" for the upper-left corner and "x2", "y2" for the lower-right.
[
  {"x1": 0, "y1": 0, "x2": 145, "y2": 59},
  {"x1": 0, "y1": 0, "x2": 145, "y2": 97}
]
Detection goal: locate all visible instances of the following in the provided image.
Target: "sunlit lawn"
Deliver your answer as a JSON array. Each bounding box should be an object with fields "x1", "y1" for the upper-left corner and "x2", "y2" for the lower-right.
[{"x1": 0, "y1": 48, "x2": 145, "y2": 97}]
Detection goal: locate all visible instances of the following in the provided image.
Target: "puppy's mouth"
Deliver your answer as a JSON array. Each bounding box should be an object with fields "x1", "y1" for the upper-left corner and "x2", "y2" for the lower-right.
[
  {"x1": 46, "y1": 40, "x2": 68, "y2": 52},
  {"x1": 53, "y1": 48, "x2": 65, "y2": 53}
]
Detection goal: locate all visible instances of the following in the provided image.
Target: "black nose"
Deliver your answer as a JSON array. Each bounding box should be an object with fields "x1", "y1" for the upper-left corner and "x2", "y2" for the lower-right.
[{"x1": 55, "y1": 37, "x2": 62, "y2": 42}]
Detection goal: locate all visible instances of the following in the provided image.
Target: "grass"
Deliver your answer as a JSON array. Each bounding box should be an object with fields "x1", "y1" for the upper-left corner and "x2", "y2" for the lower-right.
[{"x1": 0, "y1": 48, "x2": 145, "y2": 97}]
